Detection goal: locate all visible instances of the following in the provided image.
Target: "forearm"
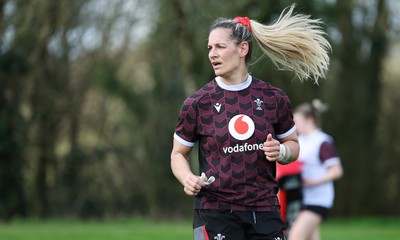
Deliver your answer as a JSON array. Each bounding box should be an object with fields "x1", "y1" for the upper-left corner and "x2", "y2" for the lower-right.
[
  {"x1": 171, "y1": 151, "x2": 193, "y2": 186},
  {"x1": 322, "y1": 164, "x2": 343, "y2": 183},
  {"x1": 171, "y1": 140, "x2": 204, "y2": 196},
  {"x1": 305, "y1": 163, "x2": 343, "y2": 186}
]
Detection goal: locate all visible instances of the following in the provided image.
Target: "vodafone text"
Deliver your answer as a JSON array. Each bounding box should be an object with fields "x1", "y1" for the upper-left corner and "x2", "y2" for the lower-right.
[{"x1": 222, "y1": 142, "x2": 264, "y2": 154}]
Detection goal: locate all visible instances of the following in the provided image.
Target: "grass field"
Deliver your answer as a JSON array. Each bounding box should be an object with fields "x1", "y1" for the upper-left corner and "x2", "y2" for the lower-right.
[{"x1": 0, "y1": 217, "x2": 399, "y2": 240}]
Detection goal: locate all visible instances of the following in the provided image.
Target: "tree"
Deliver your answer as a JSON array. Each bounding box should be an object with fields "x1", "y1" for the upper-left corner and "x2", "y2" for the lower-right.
[
  {"x1": 0, "y1": 51, "x2": 28, "y2": 220},
  {"x1": 323, "y1": 0, "x2": 390, "y2": 216},
  {"x1": 0, "y1": 0, "x2": 397, "y2": 220}
]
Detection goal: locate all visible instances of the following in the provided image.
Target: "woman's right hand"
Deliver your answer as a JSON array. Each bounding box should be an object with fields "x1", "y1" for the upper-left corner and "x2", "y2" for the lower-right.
[{"x1": 183, "y1": 173, "x2": 204, "y2": 196}]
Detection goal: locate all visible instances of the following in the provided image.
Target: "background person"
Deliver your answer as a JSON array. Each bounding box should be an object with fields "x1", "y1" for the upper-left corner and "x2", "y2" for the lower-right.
[
  {"x1": 289, "y1": 100, "x2": 343, "y2": 240},
  {"x1": 170, "y1": 5, "x2": 331, "y2": 240}
]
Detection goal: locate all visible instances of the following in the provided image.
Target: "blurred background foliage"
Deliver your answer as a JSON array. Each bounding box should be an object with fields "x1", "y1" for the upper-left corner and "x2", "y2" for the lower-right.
[{"x1": 0, "y1": 0, "x2": 399, "y2": 220}]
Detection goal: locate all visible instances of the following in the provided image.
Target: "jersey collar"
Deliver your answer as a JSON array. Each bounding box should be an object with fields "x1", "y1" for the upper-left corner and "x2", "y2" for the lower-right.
[{"x1": 215, "y1": 75, "x2": 252, "y2": 91}]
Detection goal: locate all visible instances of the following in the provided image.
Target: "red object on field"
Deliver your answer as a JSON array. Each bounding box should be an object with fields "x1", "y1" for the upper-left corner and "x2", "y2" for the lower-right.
[
  {"x1": 278, "y1": 189, "x2": 287, "y2": 222},
  {"x1": 276, "y1": 160, "x2": 302, "y2": 180},
  {"x1": 276, "y1": 160, "x2": 302, "y2": 223}
]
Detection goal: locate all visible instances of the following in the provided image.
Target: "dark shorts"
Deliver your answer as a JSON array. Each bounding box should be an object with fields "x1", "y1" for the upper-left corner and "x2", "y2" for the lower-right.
[
  {"x1": 302, "y1": 205, "x2": 329, "y2": 219},
  {"x1": 193, "y1": 209, "x2": 286, "y2": 240}
]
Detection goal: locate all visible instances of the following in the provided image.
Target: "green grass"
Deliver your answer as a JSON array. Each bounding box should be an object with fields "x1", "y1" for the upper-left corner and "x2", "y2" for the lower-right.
[
  {"x1": 320, "y1": 217, "x2": 400, "y2": 240},
  {"x1": 0, "y1": 217, "x2": 399, "y2": 240},
  {"x1": 0, "y1": 218, "x2": 192, "y2": 240}
]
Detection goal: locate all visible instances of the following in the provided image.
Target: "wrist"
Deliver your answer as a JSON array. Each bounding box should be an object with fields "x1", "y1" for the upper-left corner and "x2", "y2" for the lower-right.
[{"x1": 277, "y1": 144, "x2": 291, "y2": 164}]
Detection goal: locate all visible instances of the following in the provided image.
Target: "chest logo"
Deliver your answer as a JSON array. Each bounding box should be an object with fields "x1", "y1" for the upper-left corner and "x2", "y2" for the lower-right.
[
  {"x1": 228, "y1": 114, "x2": 255, "y2": 140},
  {"x1": 254, "y1": 98, "x2": 263, "y2": 110},
  {"x1": 214, "y1": 103, "x2": 222, "y2": 112}
]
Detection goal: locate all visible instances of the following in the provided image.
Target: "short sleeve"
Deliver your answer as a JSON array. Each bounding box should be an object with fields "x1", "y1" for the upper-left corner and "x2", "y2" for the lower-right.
[
  {"x1": 274, "y1": 90, "x2": 296, "y2": 139},
  {"x1": 174, "y1": 97, "x2": 198, "y2": 147},
  {"x1": 319, "y1": 141, "x2": 341, "y2": 167}
]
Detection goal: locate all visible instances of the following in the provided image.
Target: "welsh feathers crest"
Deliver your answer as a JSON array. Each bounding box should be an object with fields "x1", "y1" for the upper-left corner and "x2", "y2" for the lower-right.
[{"x1": 254, "y1": 98, "x2": 263, "y2": 110}]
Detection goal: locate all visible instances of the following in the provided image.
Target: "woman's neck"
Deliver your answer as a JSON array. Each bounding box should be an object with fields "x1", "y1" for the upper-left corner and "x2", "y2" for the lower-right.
[
  {"x1": 219, "y1": 69, "x2": 249, "y2": 86},
  {"x1": 303, "y1": 126, "x2": 319, "y2": 136}
]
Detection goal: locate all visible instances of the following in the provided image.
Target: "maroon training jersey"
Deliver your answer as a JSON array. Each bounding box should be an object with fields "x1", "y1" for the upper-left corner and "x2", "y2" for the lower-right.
[{"x1": 174, "y1": 75, "x2": 296, "y2": 211}]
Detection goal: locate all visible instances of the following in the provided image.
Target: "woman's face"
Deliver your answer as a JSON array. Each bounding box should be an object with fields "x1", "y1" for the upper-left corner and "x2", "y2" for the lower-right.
[
  {"x1": 207, "y1": 28, "x2": 246, "y2": 78},
  {"x1": 294, "y1": 113, "x2": 308, "y2": 135}
]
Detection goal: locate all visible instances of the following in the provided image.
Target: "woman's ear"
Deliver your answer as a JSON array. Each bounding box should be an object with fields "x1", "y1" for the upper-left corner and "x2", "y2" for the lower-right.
[{"x1": 239, "y1": 41, "x2": 249, "y2": 58}]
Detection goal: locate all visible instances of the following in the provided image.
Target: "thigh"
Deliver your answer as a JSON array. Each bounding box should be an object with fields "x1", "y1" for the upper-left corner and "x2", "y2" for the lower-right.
[
  {"x1": 288, "y1": 210, "x2": 322, "y2": 240},
  {"x1": 245, "y1": 211, "x2": 286, "y2": 240},
  {"x1": 310, "y1": 227, "x2": 320, "y2": 240},
  {"x1": 193, "y1": 209, "x2": 245, "y2": 240}
]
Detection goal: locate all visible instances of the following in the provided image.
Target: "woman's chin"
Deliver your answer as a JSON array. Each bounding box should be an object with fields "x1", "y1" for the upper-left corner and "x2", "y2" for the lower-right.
[{"x1": 214, "y1": 71, "x2": 226, "y2": 78}]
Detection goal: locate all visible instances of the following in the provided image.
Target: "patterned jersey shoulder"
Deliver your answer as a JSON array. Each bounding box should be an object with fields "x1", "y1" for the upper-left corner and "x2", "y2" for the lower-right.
[
  {"x1": 174, "y1": 80, "x2": 218, "y2": 145},
  {"x1": 250, "y1": 78, "x2": 295, "y2": 138},
  {"x1": 182, "y1": 80, "x2": 218, "y2": 107},
  {"x1": 250, "y1": 78, "x2": 290, "y2": 98}
]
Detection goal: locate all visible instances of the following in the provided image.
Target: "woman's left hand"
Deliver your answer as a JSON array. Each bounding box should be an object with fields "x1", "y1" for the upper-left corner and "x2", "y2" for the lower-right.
[{"x1": 263, "y1": 134, "x2": 281, "y2": 161}]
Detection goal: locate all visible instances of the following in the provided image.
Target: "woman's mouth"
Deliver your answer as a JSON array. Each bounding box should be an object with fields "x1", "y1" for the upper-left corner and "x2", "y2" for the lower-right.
[{"x1": 212, "y1": 61, "x2": 222, "y2": 68}]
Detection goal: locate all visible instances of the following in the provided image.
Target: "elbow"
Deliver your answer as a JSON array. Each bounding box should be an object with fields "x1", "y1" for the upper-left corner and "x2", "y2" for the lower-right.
[
  {"x1": 288, "y1": 144, "x2": 300, "y2": 164},
  {"x1": 334, "y1": 164, "x2": 344, "y2": 180},
  {"x1": 170, "y1": 151, "x2": 178, "y2": 169},
  {"x1": 170, "y1": 151, "x2": 178, "y2": 171},
  {"x1": 291, "y1": 150, "x2": 300, "y2": 162},
  {"x1": 338, "y1": 166, "x2": 344, "y2": 179}
]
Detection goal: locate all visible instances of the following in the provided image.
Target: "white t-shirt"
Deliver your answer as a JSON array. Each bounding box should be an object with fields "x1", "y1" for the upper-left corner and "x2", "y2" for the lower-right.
[{"x1": 298, "y1": 129, "x2": 341, "y2": 208}]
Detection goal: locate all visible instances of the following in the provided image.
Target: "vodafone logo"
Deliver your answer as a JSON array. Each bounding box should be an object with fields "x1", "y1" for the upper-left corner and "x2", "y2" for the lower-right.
[
  {"x1": 224, "y1": 114, "x2": 262, "y2": 154},
  {"x1": 228, "y1": 114, "x2": 255, "y2": 140}
]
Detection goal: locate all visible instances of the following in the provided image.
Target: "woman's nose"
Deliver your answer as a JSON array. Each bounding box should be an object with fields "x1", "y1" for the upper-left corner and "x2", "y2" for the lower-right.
[
  {"x1": 208, "y1": 48, "x2": 217, "y2": 58},
  {"x1": 209, "y1": 49, "x2": 217, "y2": 59}
]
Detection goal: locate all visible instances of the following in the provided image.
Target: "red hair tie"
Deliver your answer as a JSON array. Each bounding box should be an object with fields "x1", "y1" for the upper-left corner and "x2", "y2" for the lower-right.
[{"x1": 233, "y1": 16, "x2": 251, "y2": 31}]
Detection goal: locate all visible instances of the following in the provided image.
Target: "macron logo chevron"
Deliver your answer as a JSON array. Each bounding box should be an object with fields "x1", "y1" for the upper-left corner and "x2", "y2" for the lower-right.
[{"x1": 214, "y1": 103, "x2": 222, "y2": 113}]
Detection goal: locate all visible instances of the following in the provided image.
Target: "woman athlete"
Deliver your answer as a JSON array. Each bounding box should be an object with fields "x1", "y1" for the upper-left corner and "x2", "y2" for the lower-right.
[
  {"x1": 171, "y1": 5, "x2": 331, "y2": 240},
  {"x1": 289, "y1": 100, "x2": 343, "y2": 240}
]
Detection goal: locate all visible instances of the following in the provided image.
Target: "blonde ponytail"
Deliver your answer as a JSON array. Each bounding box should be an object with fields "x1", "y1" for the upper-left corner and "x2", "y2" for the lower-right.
[
  {"x1": 294, "y1": 99, "x2": 329, "y2": 127},
  {"x1": 312, "y1": 99, "x2": 329, "y2": 113},
  {"x1": 250, "y1": 4, "x2": 331, "y2": 83}
]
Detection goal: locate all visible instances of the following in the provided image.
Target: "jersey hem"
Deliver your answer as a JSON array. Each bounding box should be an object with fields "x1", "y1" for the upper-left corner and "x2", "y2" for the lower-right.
[
  {"x1": 302, "y1": 201, "x2": 333, "y2": 209},
  {"x1": 174, "y1": 133, "x2": 196, "y2": 147},
  {"x1": 193, "y1": 206, "x2": 281, "y2": 212},
  {"x1": 276, "y1": 125, "x2": 296, "y2": 139},
  {"x1": 323, "y1": 157, "x2": 341, "y2": 167}
]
